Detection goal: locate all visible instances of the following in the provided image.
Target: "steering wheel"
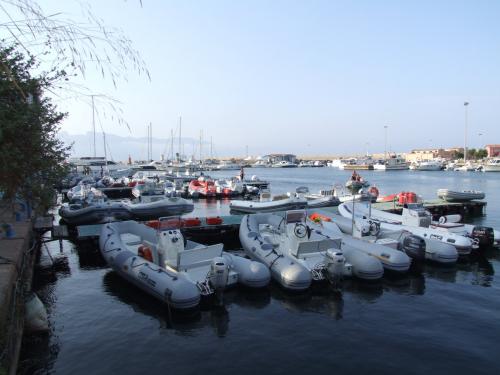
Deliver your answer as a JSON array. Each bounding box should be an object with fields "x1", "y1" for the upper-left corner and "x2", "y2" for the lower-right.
[{"x1": 294, "y1": 223, "x2": 307, "y2": 238}]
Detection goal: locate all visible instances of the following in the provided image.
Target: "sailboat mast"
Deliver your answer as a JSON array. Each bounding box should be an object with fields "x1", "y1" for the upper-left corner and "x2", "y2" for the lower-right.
[
  {"x1": 92, "y1": 95, "x2": 96, "y2": 157},
  {"x1": 199, "y1": 130, "x2": 203, "y2": 163},
  {"x1": 171, "y1": 129, "x2": 174, "y2": 162},
  {"x1": 178, "y1": 116, "x2": 182, "y2": 162},
  {"x1": 150, "y1": 122, "x2": 153, "y2": 161}
]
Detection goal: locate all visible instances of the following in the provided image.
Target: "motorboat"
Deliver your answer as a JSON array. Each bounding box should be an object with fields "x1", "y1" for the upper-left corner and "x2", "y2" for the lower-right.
[
  {"x1": 412, "y1": 160, "x2": 443, "y2": 171},
  {"x1": 373, "y1": 157, "x2": 409, "y2": 170},
  {"x1": 437, "y1": 189, "x2": 485, "y2": 202},
  {"x1": 66, "y1": 183, "x2": 104, "y2": 203},
  {"x1": 298, "y1": 161, "x2": 314, "y2": 167},
  {"x1": 454, "y1": 162, "x2": 476, "y2": 172},
  {"x1": 239, "y1": 211, "x2": 352, "y2": 290},
  {"x1": 131, "y1": 180, "x2": 167, "y2": 202},
  {"x1": 272, "y1": 161, "x2": 298, "y2": 168},
  {"x1": 229, "y1": 190, "x2": 307, "y2": 214},
  {"x1": 127, "y1": 197, "x2": 194, "y2": 220},
  {"x1": 59, "y1": 195, "x2": 131, "y2": 226},
  {"x1": 308, "y1": 213, "x2": 414, "y2": 272},
  {"x1": 310, "y1": 212, "x2": 457, "y2": 264},
  {"x1": 241, "y1": 175, "x2": 270, "y2": 194},
  {"x1": 215, "y1": 178, "x2": 244, "y2": 197},
  {"x1": 216, "y1": 161, "x2": 241, "y2": 170},
  {"x1": 345, "y1": 179, "x2": 369, "y2": 190},
  {"x1": 188, "y1": 177, "x2": 217, "y2": 198},
  {"x1": 338, "y1": 201, "x2": 478, "y2": 255},
  {"x1": 99, "y1": 219, "x2": 270, "y2": 309},
  {"x1": 60, "y1": 194, "x2": 194, "y2": 225},
  {"x1": 483, "y1": 158, "x2": 500, "y2": 172},
  {"x1": 296, "y1": 187, "x2": 340, "y2": 208}
]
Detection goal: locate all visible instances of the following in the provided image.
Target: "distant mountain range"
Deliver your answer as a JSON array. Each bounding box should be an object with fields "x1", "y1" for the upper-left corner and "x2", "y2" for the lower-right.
[{"x1": 58, "y1": 131, "x2": 249, "y2": 162}]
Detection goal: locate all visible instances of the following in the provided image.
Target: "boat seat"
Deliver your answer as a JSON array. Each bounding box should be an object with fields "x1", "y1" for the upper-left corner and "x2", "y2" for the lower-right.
[
  {"x1": 292, "y1": 239, "x2": 341, "y2": 258},
  {"x1": 178, "y1": 244, "x2": 224, "y2": 270}
]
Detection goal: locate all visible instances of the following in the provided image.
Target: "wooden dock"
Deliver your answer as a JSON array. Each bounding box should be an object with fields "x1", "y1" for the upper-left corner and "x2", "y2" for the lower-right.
[{"x1": 71, "y1": 199, "x2": 486, "y2": 242}]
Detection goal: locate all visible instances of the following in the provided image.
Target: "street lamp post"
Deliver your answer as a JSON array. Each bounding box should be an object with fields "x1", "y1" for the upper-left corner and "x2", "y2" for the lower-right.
[
  {"x1": 384, "y1": 125, "x2": 388, "y2": 161},
  {"x1": 464, "y1": 102, "x2": 469, "y2": 163}
]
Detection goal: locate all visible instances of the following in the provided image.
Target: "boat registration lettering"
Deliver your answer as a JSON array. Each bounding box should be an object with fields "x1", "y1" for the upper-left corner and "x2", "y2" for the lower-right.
[
  {"x1": 138, "y1": 271, "x2": 157, "y2": 288},
  {"x1": 430, "y1": 234, "x2": 443, "y2": 241}
]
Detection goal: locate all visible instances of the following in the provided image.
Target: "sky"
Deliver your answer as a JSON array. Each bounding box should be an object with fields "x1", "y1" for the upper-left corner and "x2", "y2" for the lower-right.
[{"x1": 14, "y1": 1, "x2": 500, "y2": 158}]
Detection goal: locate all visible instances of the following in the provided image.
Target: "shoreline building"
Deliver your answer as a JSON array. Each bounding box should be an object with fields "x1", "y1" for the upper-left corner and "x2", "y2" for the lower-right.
[
  {"x1": 405, "y1": 147, "x2": 463, "y2": 163},
  {"x1": 486, "y1": 145, "x2": 500, "y2": 158}
]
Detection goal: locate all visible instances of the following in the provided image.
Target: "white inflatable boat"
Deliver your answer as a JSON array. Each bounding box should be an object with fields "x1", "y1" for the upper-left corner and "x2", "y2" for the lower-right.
[
  {"x1": 437, "y1": 189, "x2": 485, "y2": 202},
  {"x1": 240, "y1": 211, "x2": 388, "y2": 288},
  {"x1": 338, "y1": 201, "x2": 474, "y2": 256},
  {"x1": 230, "y1": 190, "x2": 307, "y2": 214},
  {"x1": 308, "y1": 213, "x2": 413, "y2": 273},
  {"x1": 311, "y1": 212, "x2": 457, "y2": 264},
  {"x1": 99, "y1": 219, "x2": 270, "y2": 309},
  {"x1": 60, "y1": 196, "x2": 194, "y2": 225}
]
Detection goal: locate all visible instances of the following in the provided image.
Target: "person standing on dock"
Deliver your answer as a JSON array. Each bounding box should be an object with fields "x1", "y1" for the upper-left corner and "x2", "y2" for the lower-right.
[{"x1": 240, "y1": 166, "x2": 245, "y2": 181}]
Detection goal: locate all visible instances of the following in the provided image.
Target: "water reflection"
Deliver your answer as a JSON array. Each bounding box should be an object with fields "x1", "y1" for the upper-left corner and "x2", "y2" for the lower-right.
[
  {"x1": 102, "y1": 271, "x2": 270, "y2": 336},
  {"x1": 73, "y1": 240, "x2": 108, "y2": 270}
]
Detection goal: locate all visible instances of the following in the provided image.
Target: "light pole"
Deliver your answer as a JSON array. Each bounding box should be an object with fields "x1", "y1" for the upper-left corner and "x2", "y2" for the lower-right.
[
  {"x1": 384, "y1": 125, "x2": 388, "y2": 161},
  {"x1": 464, "y1": 102, "x2": 469, "y2": 163}
]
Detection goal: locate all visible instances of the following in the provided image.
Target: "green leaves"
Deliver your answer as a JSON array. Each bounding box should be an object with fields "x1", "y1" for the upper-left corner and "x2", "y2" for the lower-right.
[{"x1": 0, "y1": 43, "x2": 70, "y2": 212}]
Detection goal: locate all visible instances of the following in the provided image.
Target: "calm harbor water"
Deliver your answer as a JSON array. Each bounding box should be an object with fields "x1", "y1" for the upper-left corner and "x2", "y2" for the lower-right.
[{"x1": 20, "y1": 168, "x2": 500, "y2": 374}]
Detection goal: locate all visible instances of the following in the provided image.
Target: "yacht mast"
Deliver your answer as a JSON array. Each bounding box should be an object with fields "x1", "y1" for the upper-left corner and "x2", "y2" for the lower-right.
[
  {"x1": 171, "y1": 129, "x2": 174, "y2": 162},
  {"x1": 178, "y1": 116, "x2": 182, "y2": 162},
  {"x1": 199, "y1": 129, "x2": 203, "y2": 163},
  {"x1": 92, "y1": 95, "x2": 96, "y2": 157},
  {"x1": 384, "y1": 125, "x2": 388, "y2": 162},
  {"x1": 464, "y1": 102, "x2": 469, "y2": 163}
]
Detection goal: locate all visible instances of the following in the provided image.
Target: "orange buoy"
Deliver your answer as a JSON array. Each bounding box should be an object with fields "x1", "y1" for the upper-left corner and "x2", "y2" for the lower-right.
[
  {"x1": 309, "y1": 212, "x2": 332, "y2": 223},
  {"x1": 138, "y1": 245, "x2": 153, "y2": 262}
]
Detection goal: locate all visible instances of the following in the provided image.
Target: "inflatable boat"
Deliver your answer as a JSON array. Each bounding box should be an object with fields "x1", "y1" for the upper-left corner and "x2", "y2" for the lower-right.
[
  {"x1": 240, "y1": 211, "x2": 359, "y2": 290},
  {"x1": 308, "y1": 213, "x2": 413, "y2": 272},
  {"x1": 230, "y1": 191, "x2": 307, "y2": 214},
  {"x1": 314, "y1": 211, "x2": 458, "y2": 264},
  {"x1": 99, "y1": 219, "x2": 270, "y2": 309},
  {"x1": 60, "y1": 196, "x2": 194, "y2": 225},
  {"x1": 437, "y1": 189, "x2": 485, "y2": 202},
  {"x1": 338, "y1": 201, "x2": 473, "y2": 256}
]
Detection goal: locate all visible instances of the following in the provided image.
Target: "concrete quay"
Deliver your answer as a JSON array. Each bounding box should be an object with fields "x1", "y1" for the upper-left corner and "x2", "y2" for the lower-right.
[{"x1": 0, "y1": 206, "x2": 36, "y2": 375}]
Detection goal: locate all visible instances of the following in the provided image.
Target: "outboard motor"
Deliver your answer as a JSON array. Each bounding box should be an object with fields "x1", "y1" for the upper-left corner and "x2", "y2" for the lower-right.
[
  {"x1": 368, "y1": 220, "x2": 381, "y2": 236},
  {"x1": 352, "y1": 219, "x2": 371, "y2": 238},
  {"x1": 209, "y1": 257, "x2": 229, "y2": 295},
  {"x1": 471, "y1": 226, "x2": 495, "y2": 247},
  {"x1": 324, "y1": 249, "x2": 346, "y2": 285},
  {"x1": 401, "y1": 234, "x2": 426, "y2": 260}
]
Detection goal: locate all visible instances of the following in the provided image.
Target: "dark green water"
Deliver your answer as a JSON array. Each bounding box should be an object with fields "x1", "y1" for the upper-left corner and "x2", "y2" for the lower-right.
[{"x1": 19, "y1": 168, "x2": 500, "y2": 374}]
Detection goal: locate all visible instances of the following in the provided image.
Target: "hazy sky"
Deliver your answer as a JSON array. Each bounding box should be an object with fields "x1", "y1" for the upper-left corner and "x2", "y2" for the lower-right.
[{"x1": 36, "y1": 1, "x2": 500, "y2": 157}]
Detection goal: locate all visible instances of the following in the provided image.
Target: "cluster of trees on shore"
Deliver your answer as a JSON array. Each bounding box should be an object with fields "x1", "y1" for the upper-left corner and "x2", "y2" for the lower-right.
[
  {"x1": 0, "y1": 0, "x2": 148, "y2": 212},
  {"x1": 452, "y1": 149, "x2": 488, "y2": 160}
]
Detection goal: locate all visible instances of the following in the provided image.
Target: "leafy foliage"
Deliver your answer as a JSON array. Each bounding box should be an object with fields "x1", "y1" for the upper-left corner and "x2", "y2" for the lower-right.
[{"x1": 0, "y1": 43, "x2": 70, "y2": 211}]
